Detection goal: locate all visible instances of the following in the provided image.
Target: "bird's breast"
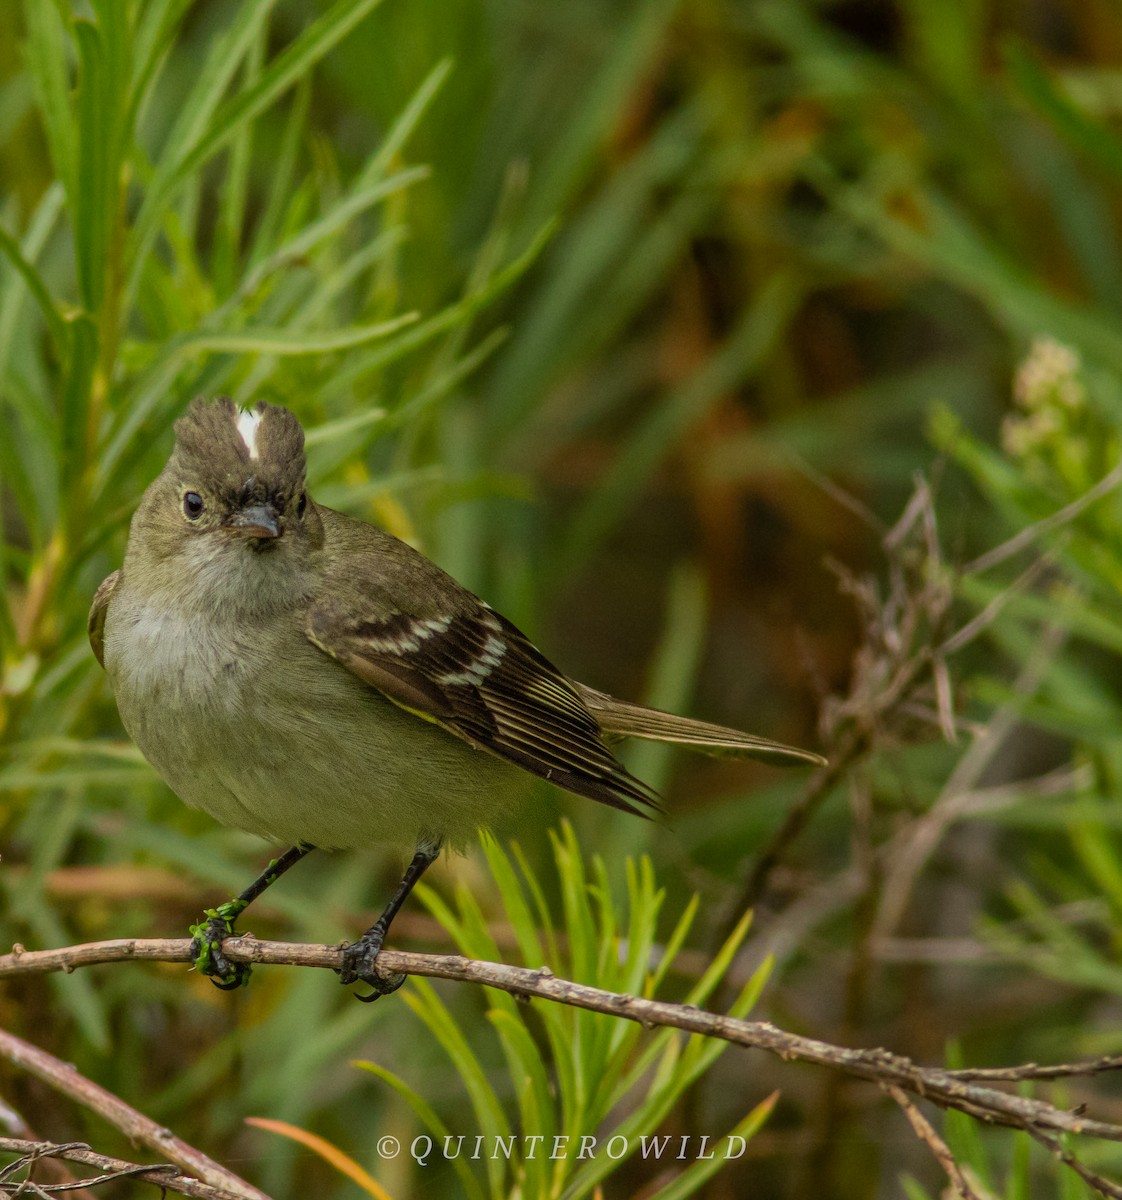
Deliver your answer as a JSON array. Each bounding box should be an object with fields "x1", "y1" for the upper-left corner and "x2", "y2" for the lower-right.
[{"x1": 101, "y1": 595, "x2": 525, "y2": 850}]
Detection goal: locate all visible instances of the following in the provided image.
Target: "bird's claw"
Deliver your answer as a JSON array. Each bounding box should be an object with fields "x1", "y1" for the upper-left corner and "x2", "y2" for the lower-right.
[
  {"x1": 338, "y1": 927, "x2": 405, "y2": 1002},
  {"x1": 189, "y1": 900, "x2": 251, "y2": 990}
]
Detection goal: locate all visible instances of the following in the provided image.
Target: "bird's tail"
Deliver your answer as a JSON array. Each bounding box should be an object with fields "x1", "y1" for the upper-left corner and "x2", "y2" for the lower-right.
[{"x1": 577, "y1": 685, "x2": 827, "y2": 767}]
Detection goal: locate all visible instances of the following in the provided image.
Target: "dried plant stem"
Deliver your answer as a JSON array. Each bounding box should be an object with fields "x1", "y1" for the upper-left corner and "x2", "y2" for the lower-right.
[
  {"x1": 881, "y1": 1085, "x2": 983, "y2": 1200},
  {"x1": 0, "y1": 1021, "x2": 269, "y2": 1200},
  {"x1": 0, "y1": 1137, "x2": 250, "y2": 1199},
  {"x1": 963, "y1": 460, "x2": 1122, "y2": 575}
]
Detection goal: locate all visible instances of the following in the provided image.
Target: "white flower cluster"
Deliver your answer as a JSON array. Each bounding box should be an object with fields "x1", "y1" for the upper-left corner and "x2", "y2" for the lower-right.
[{"x1": 1002, "y1": 336, "x2": 1086, "y2": 459}]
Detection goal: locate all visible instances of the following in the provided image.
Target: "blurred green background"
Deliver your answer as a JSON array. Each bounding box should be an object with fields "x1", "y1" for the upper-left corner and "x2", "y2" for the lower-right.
[{"x1": 5, "y1": 1, "x2": 1122, "y2": 1197}]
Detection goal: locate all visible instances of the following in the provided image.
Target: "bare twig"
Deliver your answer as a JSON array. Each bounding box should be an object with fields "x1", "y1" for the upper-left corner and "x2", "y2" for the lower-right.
[
  {"x1": 719, "y1": 726, "x2": 867, "y2": 924},
  {"x1": 0, "y1": 1103, "x2": 99, "y2": 1200},
  {"x1": 938, "y1": 551, "x2": 1057, "y2": 656},
  {"x1": 882, "y1": 1085, "x2": 984, "y2": 1200},
  {"x1": 5, "y1": 936, "x2": 1122, "y2": 1157},
  {"x1": 0, "y1": 1138, "x2": 248, "y2": 1199},
  {"x1": 0, "y1": 1022, "x2": 269, "y2": 1200},
  {"x1": 0, "y1": 1139, "x2": 242, "y2": 1199},
  {"x1": 746, "y1": 806, "x2": 1093, "y2": 981},
  {"x1": 871, "y1": 621, "x2": 1068, "y2": 941},
  {"x1": 948, "y1": 1055, "x2": 1122, "y2": 1083},
  {"x1": 963, "y1": 460, "x2": 1122, "y2": 575},
  {"x1": 1027, "y1": 1126, "x2": 1122, "y2": 1200},
  {"x1": 758, "y1": 464, "x2": 1102, "y2": 950},
  {"x1": 732, "y1": 478, "x2": 959, "y2": 928}
]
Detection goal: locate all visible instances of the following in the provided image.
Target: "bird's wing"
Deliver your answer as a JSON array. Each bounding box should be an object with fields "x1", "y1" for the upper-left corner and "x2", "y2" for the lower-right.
[
  {"x1": 88, "y1": 570, "x2": 120, "y2": 669},
  {"x1": 306, "y1": 595, "x2": 660, "y2": 817},
  {"x1": 576, "y1": 685, "x2": 827, "y2": 767}
]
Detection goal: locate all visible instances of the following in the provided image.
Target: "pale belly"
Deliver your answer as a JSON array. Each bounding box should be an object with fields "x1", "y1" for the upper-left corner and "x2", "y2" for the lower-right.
[{"x1": 103, "y1": 601, "x2": 525, "y2": 851}]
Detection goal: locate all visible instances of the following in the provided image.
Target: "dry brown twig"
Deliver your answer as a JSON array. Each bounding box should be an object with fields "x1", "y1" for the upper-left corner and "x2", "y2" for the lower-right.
[
  {"x1": 0, "y1": 1137, "x2": 247, "y2": 1199},
  {"x1": 0, "y1": 1096, "x2": 101, "y2": 1200},
  {"x1": 881, "y1": 1085, "x2": 985, "y2": 1200},
  {"x1": 720, "y1": 467, "x2": 1122, "y2": 1193},
  {"x1": 723, "y1": 475, "x2": 959, "y2": 927},
  {"x1": 0, "y1": 1017, "x2": 268, "y2": 1200},
  {"x1": 4, "y1": 934, "x2": 1122, "y2": 1197},
  {"x1": 742, "y1": 460, "x2": 1120, "y2": 928}
]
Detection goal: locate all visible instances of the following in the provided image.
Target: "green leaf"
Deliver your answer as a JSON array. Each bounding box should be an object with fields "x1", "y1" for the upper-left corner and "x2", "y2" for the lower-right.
[
  {"x1": 323, "y1": 218, "x2": 555, "y2": 399},
  {"x1": 73, "y1": 11, "x2": 129, "y2": 311},
  {"x1": 402, "y1": 980, "x2": 511, "y2": 1197},
  {"x1": 478, "y1": 833, "x2": 546, "y2": 968},
  {"x1": 247, "y1": 75, "x2": 311, "y2": 271},
  {"x1": 127, "y1": 0, "x2": 386, "y2": 301},
  {"x1": 1005, "y1": 40, "x2": 1122, "y2": 184},
  {"x1": 1070, "y1": 814, "x2": 1122, "y2": 918},
  {"x1": 23, "y1": 0, "x2": 76, "y2": 207},
  {"x1": 357, "y1": 56, "x2": 452, "y2": 189},
  {"x1": 212, "y1": 21, "x2": 266, "y2": 297},
  {"x1": 353, "y1": 1060, "x2": 485, "y2": 1200},
  {"x1": 487, "y1": 1009, "x2": 556, "y2": 1199},
  {"x1": 643, "y1": 1093, "x2": 778, "y2": 1200},
  {"x1": 59, "y1": 312, "x2": 99, "y2": 492},
  {"x1": 622, "y1": 564, "x2": 710, "y2": 794},
  {"x1": 233, "y1": 166, "x2": 429, "y2": 304},
  {"x1": 648, "y1": 891, "x2": 698, "y2": 994},
  {"x1": 169, "y1": 312, "x2": 419, "y2": 357},
  {"x1": 0, "y1": 218, "x2": 69, "y2": 355},
  {"x1": 683, "y1": 903, "x2": 754, "y2": 1010}
]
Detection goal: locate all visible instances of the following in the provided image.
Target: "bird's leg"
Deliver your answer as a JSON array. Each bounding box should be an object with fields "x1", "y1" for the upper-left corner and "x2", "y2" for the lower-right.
[
  {"x1": 340, "y1": 840, "x2": 442, "y2": 1002},
  {"x1": 189, "y1": 844, "x2": 315, "y2": 990}
]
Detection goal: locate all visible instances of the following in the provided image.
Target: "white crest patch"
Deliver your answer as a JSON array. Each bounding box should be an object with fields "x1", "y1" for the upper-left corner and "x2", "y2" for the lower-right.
[{"x1": 236, "y1": 408, "x2": 264, "y2": 459}]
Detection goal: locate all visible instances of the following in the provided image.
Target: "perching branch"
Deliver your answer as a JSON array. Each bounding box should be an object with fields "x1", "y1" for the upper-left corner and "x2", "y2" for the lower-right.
[{"x1": 4, "y1": 934, "x2": 1122, "y2": 1181}]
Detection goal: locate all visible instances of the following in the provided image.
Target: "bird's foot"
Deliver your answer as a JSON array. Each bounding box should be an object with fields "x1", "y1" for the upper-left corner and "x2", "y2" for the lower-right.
[
  {"x1": 338, "y1": 925, "x2": 405, "y2": 1002},
  {"x1": 189, "y1": 898, "x2": 251, "y2": 990}
]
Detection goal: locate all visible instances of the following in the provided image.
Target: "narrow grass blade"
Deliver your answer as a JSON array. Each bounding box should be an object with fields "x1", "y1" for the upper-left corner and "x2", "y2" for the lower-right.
[
  {"x1": 353, "y1": 1061, "x2": 485, "y2": 1200},
  {"x1": 23, "y1": 0, "x2": 76, "y2": 206},
  {"x1": 128, "y1": 0, "x2": 386, "y2": 301},
  {"x1": 642, "y1": 1093, "x2": 779, "y2": 1200},
  {"x1": 245, "y1": 1118, "x2": 394, "y2": 1200},
  {"x1": 0, "y1": 221, "x2": 68, "y2": 354}
]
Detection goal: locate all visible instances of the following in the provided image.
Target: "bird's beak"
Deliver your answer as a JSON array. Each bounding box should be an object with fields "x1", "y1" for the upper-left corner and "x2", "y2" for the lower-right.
[{"x1": 228, "y1": 504, "x2": 283, "y2": 539}]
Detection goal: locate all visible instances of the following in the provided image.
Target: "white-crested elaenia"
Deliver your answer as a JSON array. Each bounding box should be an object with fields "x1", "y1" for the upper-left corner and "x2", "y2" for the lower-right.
[{"x1": 90, "y1": 398, "x2": 824, "y2": 997}]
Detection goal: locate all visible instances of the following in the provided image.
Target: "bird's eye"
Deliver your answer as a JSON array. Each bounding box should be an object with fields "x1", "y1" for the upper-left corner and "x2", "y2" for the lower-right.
[
  {"x1": 183, "y1": 492, "x2": 205, "y2": 520},
  {"x1": 296, "y1": 491, "x2": 307, "y2": 519}
]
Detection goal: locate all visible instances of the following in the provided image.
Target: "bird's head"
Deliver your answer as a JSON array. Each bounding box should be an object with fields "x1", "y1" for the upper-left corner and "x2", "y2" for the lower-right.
[{"x1": 127, "y1": 397, "x2": 322, "y2": 611}]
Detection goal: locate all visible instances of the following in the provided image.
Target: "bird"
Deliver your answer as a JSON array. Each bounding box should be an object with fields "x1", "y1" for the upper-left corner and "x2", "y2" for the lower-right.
[{"x1": 89, "y1": 397, "x2": 824, "y2": 999}]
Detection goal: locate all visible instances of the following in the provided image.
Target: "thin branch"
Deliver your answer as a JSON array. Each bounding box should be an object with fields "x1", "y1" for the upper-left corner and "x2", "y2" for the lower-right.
[
  {"x1": 939, "y1": 551, "x2": 1056, "y2": 656},
  {"x1": 882, "y1": 1085, "x2": 983, "y2": 1200},
  {"x1": 717, "y1": 726, "x2": 865, "y2": 927},
  {"x1": 5, "y1": 936, "x2": 1122, "y2": 1157},
  {"x1": 743, "y1": 765, "x2": 1090, "y2": 981},
  {"x1": 732, "y1": 477, "x2": 958, "y2": 929},
  {"x1": 0, "y1": 1021, "x2": 269, "y2": 1200},
  {"x1": 1027, "y1": 1126, "x2": 1122, "y2": 1200},
  {"x1": 963, "y1": 460, "x2": 1122, "y2": 576},
  {"x1": 0, "y1": 1139, "x2": 246, "y2": 1200},
  {"x1": 871, "y1": 621, "x2": 1067, "y2": 941},
  {"x1": 948, "y1": 1056, "x2": 1122, "y2": 1083},
  {"x1": 0, "y1": 1102, "x2": 100, "y2": 1200}
]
